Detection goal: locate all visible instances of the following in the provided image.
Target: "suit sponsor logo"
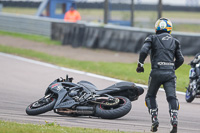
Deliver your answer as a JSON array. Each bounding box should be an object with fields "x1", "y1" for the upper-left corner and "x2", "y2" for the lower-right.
[
  {"x1": 158, "y1": 62, "x2": 174, "y2": 66},
  {"x1": 162, "y1": 35, "x2": 172, "y2": 40},
  {"x1": 145, "y1": 37, "x2": 150, "y2": 41}
]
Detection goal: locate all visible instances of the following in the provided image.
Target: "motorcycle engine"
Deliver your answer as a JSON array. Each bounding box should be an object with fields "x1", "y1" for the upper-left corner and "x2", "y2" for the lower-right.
[{"x1": 69, "y1": 90, "x2": 78, "y2": 97}]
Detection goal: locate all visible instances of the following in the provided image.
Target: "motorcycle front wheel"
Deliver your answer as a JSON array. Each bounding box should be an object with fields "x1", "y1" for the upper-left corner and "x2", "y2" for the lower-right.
[
  {"x1": 26, "y1": 95, "x2": 56, "y2": 115},
  {"x1": 185, "y1": 88, "x2": 195, "y2": 103},
  {"x1": 95, "y1": 96, "x2": 131, "y2": 119}
]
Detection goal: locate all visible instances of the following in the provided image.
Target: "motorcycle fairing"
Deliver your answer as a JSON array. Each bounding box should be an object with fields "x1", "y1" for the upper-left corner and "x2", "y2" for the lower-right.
[
  {"x1": 45, "y1": 80, "x2": 78, "y2": 95},
  {"x1": 45, "y1": 81, "x2": 80, "y2": 109},
  {"x1": 97, "y1": 82, "x2": 144, "y2": 101},
  {"x1": 77, "y1": 81, "x2": 144, "y2": 101}
]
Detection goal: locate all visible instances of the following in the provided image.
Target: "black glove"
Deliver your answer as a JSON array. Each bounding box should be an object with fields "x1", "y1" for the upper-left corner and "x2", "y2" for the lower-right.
[{"x1": 136, "y1": 62, "x2": 144, "y2": 73}]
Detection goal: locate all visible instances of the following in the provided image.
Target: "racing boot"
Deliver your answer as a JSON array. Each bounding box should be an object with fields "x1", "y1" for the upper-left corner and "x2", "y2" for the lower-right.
[
  {"x1": 170, "y1": 110, "x2": 178, "y2": 133},
  {"x1": 150, "y1": 108, "x2": 159, "y2": 132}
]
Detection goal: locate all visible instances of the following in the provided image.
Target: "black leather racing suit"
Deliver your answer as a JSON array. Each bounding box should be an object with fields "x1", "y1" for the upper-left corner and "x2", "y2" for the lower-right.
[{"x1": 139, "y1": 32, "x2": 184, "y2": 111}]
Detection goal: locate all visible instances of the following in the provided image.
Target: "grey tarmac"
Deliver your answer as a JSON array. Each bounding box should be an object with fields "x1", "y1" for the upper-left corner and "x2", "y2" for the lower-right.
[{"x1": 0, "y1": 53, "x2": 200, "y2": 133}]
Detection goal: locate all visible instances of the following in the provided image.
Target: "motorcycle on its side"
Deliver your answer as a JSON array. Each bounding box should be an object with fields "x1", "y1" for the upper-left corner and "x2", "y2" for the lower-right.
[
  {"x1": 26, "y1": 75, "x2": 144, "y2": 119},
  {"x1": 185, "y1": 61, "x2": 200, "y2": 103}
]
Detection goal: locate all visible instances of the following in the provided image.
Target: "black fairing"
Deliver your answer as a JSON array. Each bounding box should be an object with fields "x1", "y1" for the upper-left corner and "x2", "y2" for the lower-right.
[
  {"x1": 45, "y1": 80, "x2": 77, "y2": 95},
  {"x1": 96, "y1": 82, "x2": 144, "y2": 101},
  {"x1": 44, "y1": 80, "x2": 81, "y2": 109}
]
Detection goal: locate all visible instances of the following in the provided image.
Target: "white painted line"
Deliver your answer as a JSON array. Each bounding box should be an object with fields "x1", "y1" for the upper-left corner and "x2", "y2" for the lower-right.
[{"x1": 0, "y1": 52, "x2": 186, "y2": 95}]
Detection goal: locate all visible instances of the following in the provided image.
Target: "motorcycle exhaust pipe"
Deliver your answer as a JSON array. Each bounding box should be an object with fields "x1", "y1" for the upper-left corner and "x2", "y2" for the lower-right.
[
  {"x1": 195, "y1": 95, "x2": 200, "y2": 98},
  {"x1": 76, "y1": 106, "x2": 94, "y2": 115}
]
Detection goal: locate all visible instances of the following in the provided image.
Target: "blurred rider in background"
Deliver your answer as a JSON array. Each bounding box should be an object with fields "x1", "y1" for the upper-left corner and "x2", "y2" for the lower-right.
[
  {"x1": 64, "y1": 4, "x2": 81, "y2": 23},
  {"x1": 190, "y1": 53, "x2": 200, "y2": 83},
  {"x1": 136, "y1": 18, "x2": 184, "y2": 133}
]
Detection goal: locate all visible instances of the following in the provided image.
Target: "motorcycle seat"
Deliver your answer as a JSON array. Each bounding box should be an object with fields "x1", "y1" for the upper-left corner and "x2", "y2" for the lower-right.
[{"x1": 77, "y1": 80, "x2": 98, "y2": 92}]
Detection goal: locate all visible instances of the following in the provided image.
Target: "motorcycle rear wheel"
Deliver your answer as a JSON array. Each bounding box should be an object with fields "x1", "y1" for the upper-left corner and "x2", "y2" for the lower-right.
[
  {"x1": 95, "y1": 96, "x2": 131, "y2": 119},
  {"x1": 185, "y1": 88, "x2": 195, "y2": 103},
  {"x1": 26, "y1": 96, "x2": 56, "y2": 115}
]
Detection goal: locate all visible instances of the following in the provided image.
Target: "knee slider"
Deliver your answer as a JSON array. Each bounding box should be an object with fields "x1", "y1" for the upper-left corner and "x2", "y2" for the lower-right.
[
  {"x1": 167, "y1": 96, "x2": 179, "y2": 110},
  {"x1": 145, "y1": 97, "x2": 158, "y2": 110}
]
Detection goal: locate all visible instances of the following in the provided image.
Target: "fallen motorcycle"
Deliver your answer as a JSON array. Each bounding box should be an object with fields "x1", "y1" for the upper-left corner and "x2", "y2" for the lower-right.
[{"x1": 26, "y1": 75, "x2": 144, "y2": 119}]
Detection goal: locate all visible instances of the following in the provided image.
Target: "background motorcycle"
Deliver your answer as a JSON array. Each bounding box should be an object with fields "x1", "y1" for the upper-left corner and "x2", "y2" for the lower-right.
[
  {"x1": 185, "y1": 61, "x2": 200, "y2": 103},
  {"x1": 26, "y1": 75, "x2": 144, "y2": 119}
]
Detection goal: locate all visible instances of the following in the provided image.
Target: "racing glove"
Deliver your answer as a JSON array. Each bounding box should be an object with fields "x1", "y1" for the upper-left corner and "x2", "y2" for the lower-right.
[{"x1": 136, "y1": 62, "x2": 144, "y2": 73}]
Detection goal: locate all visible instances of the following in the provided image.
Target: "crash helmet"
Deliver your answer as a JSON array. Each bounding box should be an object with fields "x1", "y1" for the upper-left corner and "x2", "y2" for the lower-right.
[{"x1": 155, "y1": 18, "x2": 172, "y2": 34}]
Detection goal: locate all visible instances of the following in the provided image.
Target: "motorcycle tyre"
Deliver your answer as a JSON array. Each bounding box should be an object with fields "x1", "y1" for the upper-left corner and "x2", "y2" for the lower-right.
[
  {"x1": 95, "y1": 96, "x2": 131, "y2": 119},
  {"x1": 185, "y1": 89, "x2": 195, "y2": 103},
  {"x1": 26, "y1": 98, "x2": 56, "y2": 115}
]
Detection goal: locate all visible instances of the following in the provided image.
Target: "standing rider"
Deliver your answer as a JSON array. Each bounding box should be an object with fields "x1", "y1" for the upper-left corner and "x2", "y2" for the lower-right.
[{"x1": 136, "y1": 18, "x2": 184, "y2": 133}]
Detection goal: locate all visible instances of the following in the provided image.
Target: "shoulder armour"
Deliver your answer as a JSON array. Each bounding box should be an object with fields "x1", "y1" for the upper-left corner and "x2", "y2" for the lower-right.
[
  {"x1": 144, "y1": 35, "x2": 153, "y2": 43},
  {"x1": 174, "y1": 38, "x2": 180, "y2": 45}
]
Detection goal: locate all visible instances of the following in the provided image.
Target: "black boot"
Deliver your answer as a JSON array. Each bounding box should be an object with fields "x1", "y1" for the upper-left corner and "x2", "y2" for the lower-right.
[
  {"x1": 150, "y1": 108, "x2": 159, "y2": 132},
  {"x1": 170, "y1": 110, "x2": 178, "y2": 133}
]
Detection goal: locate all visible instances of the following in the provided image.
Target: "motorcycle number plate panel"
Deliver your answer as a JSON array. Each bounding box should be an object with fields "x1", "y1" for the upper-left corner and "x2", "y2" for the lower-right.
[{"x1": 51, "y1": 83, "x2": 63, "y2": 92}]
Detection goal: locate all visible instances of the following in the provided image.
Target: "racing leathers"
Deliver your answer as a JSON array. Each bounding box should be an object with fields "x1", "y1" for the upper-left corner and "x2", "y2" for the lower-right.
[{"x1": 138, "y1": 32, "x2": 184, "y2": 132}]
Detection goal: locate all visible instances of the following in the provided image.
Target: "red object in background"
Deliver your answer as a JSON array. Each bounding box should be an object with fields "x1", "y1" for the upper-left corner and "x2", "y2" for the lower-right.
[{"x1": 64, "y1": 10, "x2": 81, "y2": 22}]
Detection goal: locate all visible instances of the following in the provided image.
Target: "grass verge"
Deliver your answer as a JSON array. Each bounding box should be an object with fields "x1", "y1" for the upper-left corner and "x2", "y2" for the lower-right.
[
  {"x1": 0, "y1": 45, "x2": 189, "y2": 92},
  {"x1": 0, "y1": 30, "x2": 61, "y2": 46},
  {"x1": 0, "y1": 120, "x2": 130, "y2": 133}
]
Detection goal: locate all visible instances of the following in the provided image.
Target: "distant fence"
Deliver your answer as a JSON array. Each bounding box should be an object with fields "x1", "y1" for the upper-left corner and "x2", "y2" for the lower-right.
[
  {"x1": 51, "y1": 22, "x2": 150, "y2": 53},
  {"x1": 0, "y1": 1, "x2": 40, "y2": 8},
  {"x1": 52, "y1": 22, "x2": 200, "y2": 56},
  {"x1": 0, "y1": 13, "x2": 51, "y2": 37},
  {"x1": 0, "y1": 12, "x2": 200, "y2": 56}
]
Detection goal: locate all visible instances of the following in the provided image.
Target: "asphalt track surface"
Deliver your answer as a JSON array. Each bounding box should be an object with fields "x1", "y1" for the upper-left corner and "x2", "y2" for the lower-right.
[{"x1": 0, "y1": 53, "x2": 200, "y2": 133}]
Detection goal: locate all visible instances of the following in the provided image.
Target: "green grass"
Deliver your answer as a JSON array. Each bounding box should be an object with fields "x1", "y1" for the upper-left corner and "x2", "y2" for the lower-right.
[
  {"x1": 173, "y1": 24, "x2": 200, "y2": 33},
  {"x1": 163, "y1": 11, "x2": 200, "y2": 19},
  {"x1": 0, "y1": 30, "x2": 61, "y2": 46},
  {"x1": 0, "y1": 120, "x2": 131, "y2": 133},
  {"x1": 2, "y1": 7, "x2": 37, "y2": 15},
  {"x1": 0, "y1": 44, "x2": 189, "y2": 92}
]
